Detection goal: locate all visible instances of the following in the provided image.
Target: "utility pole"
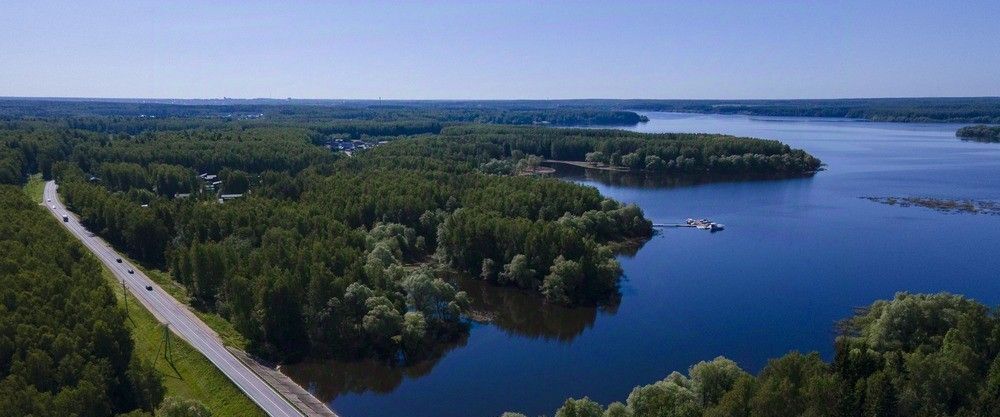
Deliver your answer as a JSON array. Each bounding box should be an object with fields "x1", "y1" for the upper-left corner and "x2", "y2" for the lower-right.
[
  {"x1": 121, "y1": 279, "x2": 133, "y2": 325},
  {"x1": 163, "y1": 323, "x2": 173, "y2": 363}
]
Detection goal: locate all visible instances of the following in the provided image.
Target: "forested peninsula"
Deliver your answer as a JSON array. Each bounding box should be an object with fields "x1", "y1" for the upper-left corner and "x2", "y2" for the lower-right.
[
  {"x1": 956, "y1": 125, "x2": 1000, "y2": 142},
  {"x1": 442, "y1": 125, "x2": 822, "y2": 175}
]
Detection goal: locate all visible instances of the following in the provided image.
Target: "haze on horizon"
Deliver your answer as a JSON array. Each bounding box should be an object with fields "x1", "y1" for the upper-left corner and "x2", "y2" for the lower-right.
[{"x1": 2, "y1": 0, "x2": 999, "y2": 100}]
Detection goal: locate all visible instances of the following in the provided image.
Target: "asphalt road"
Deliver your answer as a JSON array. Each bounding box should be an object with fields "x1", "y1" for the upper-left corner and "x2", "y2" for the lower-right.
[{"x1": 44, "y1": 181, "x2": 304, "y2": 417}]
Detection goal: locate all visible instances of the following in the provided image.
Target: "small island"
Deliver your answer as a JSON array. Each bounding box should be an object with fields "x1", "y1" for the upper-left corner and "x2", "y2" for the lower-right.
[
  {"x1": 956, "y1": 125, "x2": 1000, "y2": 142},
  {"x1": 862, "y1": 196, "x2": 1000, "y2": 215}
]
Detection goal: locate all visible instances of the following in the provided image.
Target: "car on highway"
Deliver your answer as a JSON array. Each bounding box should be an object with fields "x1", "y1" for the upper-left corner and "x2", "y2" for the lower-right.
[
  {"x1": 116, "y1": 258, "x2": 122, "y2": 263},
  {"x1": 51, "y1": 205, "x2": 56, "y2": 209},
  {"x1": 127, "y1": 269, "x2": 134, "y2": 274},
  {"x1": 145, "y1": 285, "x2": 153, "y2": 291},
  {"x1": 47, "y1": 199, "x2": 51, "y2": 202}
]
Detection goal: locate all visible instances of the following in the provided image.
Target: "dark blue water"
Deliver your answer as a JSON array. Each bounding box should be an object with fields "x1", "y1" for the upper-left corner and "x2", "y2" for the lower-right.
[{"x1": 285, "y1": 112, "x2": 1000, "y2": 417}]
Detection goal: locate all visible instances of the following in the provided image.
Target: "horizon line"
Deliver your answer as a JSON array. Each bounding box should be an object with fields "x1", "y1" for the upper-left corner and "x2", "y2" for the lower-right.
[{"x1": 3, "y1": 95, "x2": 1000, "y2": 103}]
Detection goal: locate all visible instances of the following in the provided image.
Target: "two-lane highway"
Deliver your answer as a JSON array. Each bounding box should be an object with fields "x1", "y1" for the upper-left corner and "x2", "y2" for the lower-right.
[{"x1": 43, "y1": 181, "x2": 305, "y2": 417}]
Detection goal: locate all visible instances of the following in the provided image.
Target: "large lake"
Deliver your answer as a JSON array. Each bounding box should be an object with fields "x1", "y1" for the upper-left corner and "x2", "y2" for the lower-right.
[{"x1": 284, "y1": 112, "x2": 1000, "y2": 417}]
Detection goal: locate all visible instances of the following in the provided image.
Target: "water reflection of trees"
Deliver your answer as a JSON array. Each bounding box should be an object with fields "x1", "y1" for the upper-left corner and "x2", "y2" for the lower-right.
[
  {"x1": 456, "y1": 277, "x2": 619, "y2": 343},
  {"x1": 544, "y1": 162, "x2": 816, "y2": 189},
  {"x1": 281, "y1": 274, "x2": 625, "y2": 402},
  {"x1": 281, "y1": 332, "x2": 468, "y2": 402}
]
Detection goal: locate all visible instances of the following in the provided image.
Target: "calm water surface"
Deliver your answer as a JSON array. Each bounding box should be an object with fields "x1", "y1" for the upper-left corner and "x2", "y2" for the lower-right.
[{"x1": 284, "y1": 112, "x2": 1000, "y2": 417}]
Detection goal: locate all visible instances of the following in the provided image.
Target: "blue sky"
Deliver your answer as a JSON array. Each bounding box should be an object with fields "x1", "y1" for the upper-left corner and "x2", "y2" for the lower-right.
[{"x1": 1, "y1": 0, "x2": 998, "y2": 99}]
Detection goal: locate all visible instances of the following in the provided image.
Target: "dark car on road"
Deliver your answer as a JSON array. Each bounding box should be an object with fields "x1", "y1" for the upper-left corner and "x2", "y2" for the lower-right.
[
  {"x1": 127, "y1": 269, "x2": 134, "y2": 274},
  {"x1": 145, "y1": 285, "x2": 153, "y2": 291},
  {"x1": 116, "y1": 258, "x2": 122, "y2": 263}
]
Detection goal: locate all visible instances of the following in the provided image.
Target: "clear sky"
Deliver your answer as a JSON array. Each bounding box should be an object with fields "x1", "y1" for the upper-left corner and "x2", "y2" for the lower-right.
[{"x1": 2, "y1": 0, "x2": 998, "y2": 99}]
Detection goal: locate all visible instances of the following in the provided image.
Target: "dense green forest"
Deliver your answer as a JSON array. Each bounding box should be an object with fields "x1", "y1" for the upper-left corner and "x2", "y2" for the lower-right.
[
  {"x1": 0, "y1": 186, "x2": 165, "y2": 417},
  {"x1": 48, "y1": 130, "x2": 655, "y2": 362},
  {"x1": 2, "y1": 113, "x2": 696, "y2": 363},
  {"x1": 956, "y1": 125, "x2": 1000, "y2": 142},
  {"x1": 505, "y1": 292, "x2": 1000, "y2": 417}
]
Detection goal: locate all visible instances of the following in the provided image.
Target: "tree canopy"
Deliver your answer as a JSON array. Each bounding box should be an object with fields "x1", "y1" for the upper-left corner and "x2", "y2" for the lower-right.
[{"x1": 0, "y1": 186, "x2": 165, "y2": 417}]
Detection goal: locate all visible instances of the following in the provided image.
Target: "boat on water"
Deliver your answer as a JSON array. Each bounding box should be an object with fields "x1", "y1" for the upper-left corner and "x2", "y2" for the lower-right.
[{"x1": 687, "y1": 218, "x2": 724, "y2": 231}]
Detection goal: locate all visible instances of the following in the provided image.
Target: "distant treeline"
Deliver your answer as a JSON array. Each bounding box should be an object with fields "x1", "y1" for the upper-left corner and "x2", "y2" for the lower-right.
[
  {"x1": 0, "y1": 186, "x2": 165, "y2": 417},
  {"x1": 0, "y1": 98, "x2": 647, "y2": 128},
  {"x1": 956, "y1": 125, "x2": 1000, "y2": 142},
  {"x1": 4, "y1": 97, "x2": 999, "y2": 123},
  {"x1": 618, "y1": 97, "x2": 1000, "y2": 124},
  {"x1": 506, "y1": 292, "x2": 1000, "y2": 417}
]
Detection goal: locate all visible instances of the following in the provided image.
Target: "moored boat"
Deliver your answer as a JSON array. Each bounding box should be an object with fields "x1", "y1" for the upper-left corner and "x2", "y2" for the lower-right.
[{"x1": 687, "y1": 218, "x2": 725, "y2": 231}]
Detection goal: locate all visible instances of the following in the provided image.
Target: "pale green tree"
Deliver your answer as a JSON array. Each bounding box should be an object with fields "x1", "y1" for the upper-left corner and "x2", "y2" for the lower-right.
[
  {"x1": 690, "y1": 356, "x2": 749, "y2": 407},
  {"x1": 556, "y1": 397, "x2": 604, "y2": 417},
  {"x1": 499, "y1": 254, "x2": 537, "y2": 289}
]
